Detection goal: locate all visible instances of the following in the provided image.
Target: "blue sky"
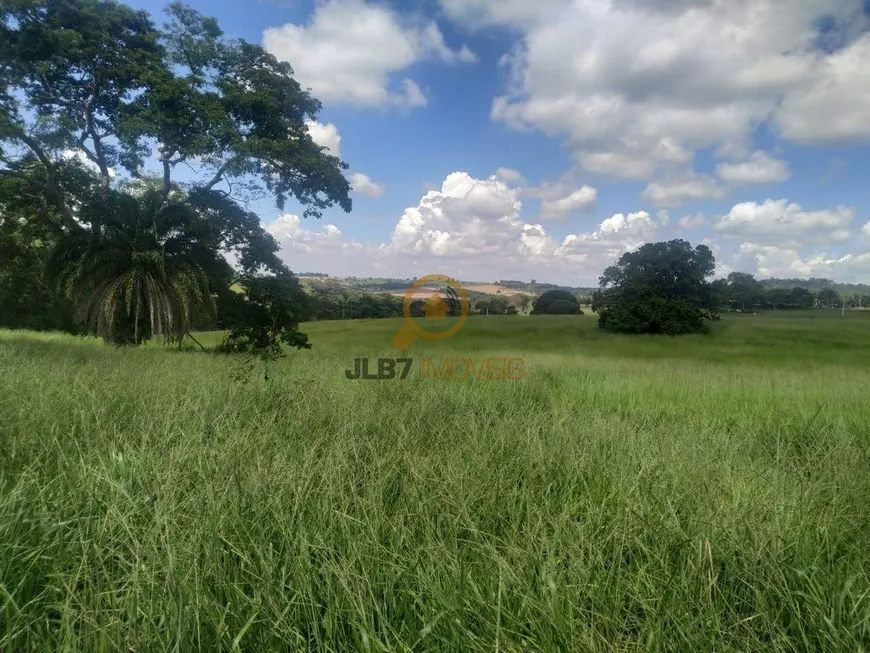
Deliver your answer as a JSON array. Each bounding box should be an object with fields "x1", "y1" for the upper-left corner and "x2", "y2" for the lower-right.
[{"x1": 128, "y1": 0, "x2": 870, "y2": 285}]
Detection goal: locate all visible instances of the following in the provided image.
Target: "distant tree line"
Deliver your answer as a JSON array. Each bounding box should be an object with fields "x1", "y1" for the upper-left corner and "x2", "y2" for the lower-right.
[
  {"x1": 298, "y1": 274, "x2": 865, "y2": 315},
  {"x1": 711, "y1": 273, "x2": 868, "y2": 311},
  {"x1": 346, "y1": 278, "x2": 418, "y2": 291},
  {"x1": 303, "y1": 280, "x2": 536, "y2": 319},
  {"x1": 496, "y1": 279, "x2": 597, "y2": 296},
  {"x1": 760, "y1": 277, "x2": 870, "y2": 297}
]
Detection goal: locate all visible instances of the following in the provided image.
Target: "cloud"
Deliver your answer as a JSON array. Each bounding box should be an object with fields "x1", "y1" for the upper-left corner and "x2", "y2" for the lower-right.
[
  {"x1": 397, "y1": 79, "x2": 428, "y2": 110},
  {"x1": 737, "y1": 243, "x2": 856, "y2": 279},
  {"x1": 268, "y1": 171, "x2": 664, "y2": 284},
  {"x1": 456, "y1": 45, "x2": 479, "y2": 63},
  {"x1": 715, "y1": 151, "x2": 790, "y2": 185},
  {"x1": 305, "y1": 120, "x2": 341, "y2": 157},
  {"x1": 678, "y1": 213, "x2": 707, "y2": 229},
  {"x1": 556, "y1": 210, "x2": 668, "y2": 261},
  {"x1": 776, "y1": 33, "x2": 870, "y2": 145},
  {"x1": 642, "y1": 173, "x2": 726, "y2": 208},
  {"x1": 538, "y1": 186, "x2": 598, "y2": 219},
  {"x1": 267, "y1": 213, "x2": 350, "y2": 255},
  {"x1": 494, "y1": 167, "x2": 525, "y2": 184},
  {"x1": 440, "y1": 0, "x2": 573, "y2": 29},
  {"x1": 389, "y1": 173, "x2": 526, "y2": 258},
  {"x1": 267, "y1": 171, "x2": 870, "y2": 284},
  {"x1": 471, "y1": 0, "x2": 870, "y2": 189},
  {"x1": 262, "y1": 0, "x2": 475, "y2": 108},
  {"x1": 350, "y1": 172, "x2": 386, "y2": 198},
  {"x1": 61, "y1": 150, "x2": 116, "y2": 178},
  {"x1": 303, "y1": 121, "x2": 383, "y2": 198},
  {"x1": 715, "y1": 199, "x2": 856, "y2": 246},
  {"x1": 518, "y1": 169, "x2": 598, "y2": 217}
]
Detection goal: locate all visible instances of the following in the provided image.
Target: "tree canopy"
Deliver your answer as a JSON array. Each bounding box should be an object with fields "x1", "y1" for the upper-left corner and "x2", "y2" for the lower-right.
[
  {"x1": 0, "y1": 0, "x2": 352, "y2": 350},
  {"x1": 531, "y1": 289, "x2": 583, "y2": 315},
  {"x1": 592, "y1": 239, "x2": 718, "y2": 334},
  {"x1": 724, "y1": 272, "x2": 763, "y2": 311}
]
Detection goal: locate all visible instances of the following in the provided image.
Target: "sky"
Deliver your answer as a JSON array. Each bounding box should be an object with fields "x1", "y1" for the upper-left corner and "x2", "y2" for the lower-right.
[{"x1": 128, "y1": 0, "x2": 870, "y2": 285}]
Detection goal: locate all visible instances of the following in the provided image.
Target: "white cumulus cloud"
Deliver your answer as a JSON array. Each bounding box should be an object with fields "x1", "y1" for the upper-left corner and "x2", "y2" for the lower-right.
[
  {"x1": 715, "y1": 199, "x2": 856, "y2": 246},
  {"x1": 350, "y1": 172, "x2": 386, "y2": 198},
  {"x1": 776, "y1": 33, "x2": 870, "y2": 145},
  {"x1": 263, "y1": 0, "x2": 475, "y2": 109},
  {"x1": 266, "y1": 172, "x2": 870, "y2": 284},
  {"x1": 519, "y1": 169, "x2": 599, "y2": 218},
  {"x1": 738, "y1": 243, "x2": 856, "y2": 279},
  {"x1": 305, "y1": 120, "x2": 341, "y2": 157},
  {"x1": 267, "y1": 214, "x2": 350, "y2": 255},
  {"x1": 538, "y1": 186, "x2": 598, "y2": 219},
  {"x1": 715, "y1": 151, "x2": 790, "y2": 185},
  {"x1": 268, "y1": 171, "x2": 666, "y2": 283},
  {"x1": 460, "y1": 0, "x2": 870, "y2": 200}
]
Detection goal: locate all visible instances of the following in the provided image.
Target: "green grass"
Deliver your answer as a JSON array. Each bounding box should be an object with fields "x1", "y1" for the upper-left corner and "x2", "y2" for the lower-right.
[{"x1": 2, "y1": 311, "x2": 870, "y2": 651}]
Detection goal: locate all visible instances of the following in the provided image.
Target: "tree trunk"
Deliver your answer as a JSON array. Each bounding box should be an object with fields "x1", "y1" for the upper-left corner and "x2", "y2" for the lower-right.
[
  {"x1": 187, "y1": 331, "x2": 207, "y2": 351},
  {"x1": 134, "y1": 296, "x2": 141, "y2": 345}
]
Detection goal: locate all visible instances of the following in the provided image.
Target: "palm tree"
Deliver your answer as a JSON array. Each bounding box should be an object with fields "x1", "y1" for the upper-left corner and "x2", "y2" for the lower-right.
[{"x1": 49, "y1": 190, "x2": 214, "y2": 345}]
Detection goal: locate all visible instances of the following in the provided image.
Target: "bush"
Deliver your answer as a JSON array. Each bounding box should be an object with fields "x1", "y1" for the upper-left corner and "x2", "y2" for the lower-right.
[
  {"x1": 546, "y1": 299, "x2": 583, "y2": 315},
  {"x1": 531, "y1": 290, "x2": 583, "y2": 315},
  {"x1": 216, "y1": 273, "x2": 312, "y2": 359}
]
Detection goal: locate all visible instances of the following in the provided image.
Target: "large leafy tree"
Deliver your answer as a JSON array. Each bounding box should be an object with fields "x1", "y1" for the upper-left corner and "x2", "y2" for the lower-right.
[
  {"x1": 592, "y1": 240, "x2": 719, "y2": 334},
  {"x1": 0, "y1": 0, "x2": 351, "y2": 348},
  {"x1": 0, "y1": 207, "x2": 75, "y2": 332},
  {"x1": 0, "y1": 167, "x2": 71, "y2": 330}
]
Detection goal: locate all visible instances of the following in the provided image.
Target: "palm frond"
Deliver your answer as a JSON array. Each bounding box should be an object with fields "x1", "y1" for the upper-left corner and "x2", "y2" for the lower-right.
[{"x1": 47, "y1": 192, "x2": 216, "y2": 344}]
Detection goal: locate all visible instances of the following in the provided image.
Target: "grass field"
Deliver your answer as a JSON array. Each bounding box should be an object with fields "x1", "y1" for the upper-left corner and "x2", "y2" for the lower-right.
[{"x1": 2, "y1": 311, "x2": 870, "y2": 651}]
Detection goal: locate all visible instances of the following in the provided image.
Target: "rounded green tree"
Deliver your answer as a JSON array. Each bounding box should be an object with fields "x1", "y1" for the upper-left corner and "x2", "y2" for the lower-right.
[
  {"x1": 530, "y1": 290, "x2": 583, "y2": 315},
  {"x1": 591, "y1": 239, "x2": 719, "y2": 334}
]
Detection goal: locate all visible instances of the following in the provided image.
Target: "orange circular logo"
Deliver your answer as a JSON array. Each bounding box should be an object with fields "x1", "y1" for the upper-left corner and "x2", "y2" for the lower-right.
[{"x1": 393, "y1": 275, "x2": 470, "y2": 350}]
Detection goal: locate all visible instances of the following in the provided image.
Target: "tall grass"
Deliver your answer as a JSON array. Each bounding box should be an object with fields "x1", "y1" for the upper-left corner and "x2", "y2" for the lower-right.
[{"x1": 2, "y1": 313, "x2": 870, "y2": 651}]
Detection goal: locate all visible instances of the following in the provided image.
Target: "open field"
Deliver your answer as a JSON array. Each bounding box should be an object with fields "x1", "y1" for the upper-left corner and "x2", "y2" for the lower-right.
[
  {"x1": 2, "y1": 312, "x2": 870, "y2": 651},
  {"x1": 462, "y1": 283, "x2": 526, "y2": 295}
]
